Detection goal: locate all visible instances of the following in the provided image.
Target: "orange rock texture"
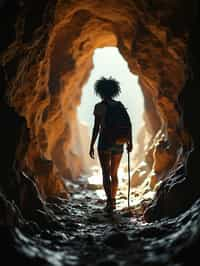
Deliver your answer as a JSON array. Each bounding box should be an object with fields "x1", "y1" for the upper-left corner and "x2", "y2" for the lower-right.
[{"x1": 0, "y1": 1, "x2": 194, "y2": 200}]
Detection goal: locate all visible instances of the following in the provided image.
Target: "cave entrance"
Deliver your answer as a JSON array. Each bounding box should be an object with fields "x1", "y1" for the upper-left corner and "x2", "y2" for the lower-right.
[
  {"x1": 22, "y1": 5, "x2": 188, "y2": 206},
  {"x1": 77, "y1": 47, "x2": 144, "y2": 170},
  {"x1": 76, "y1": 46, "x2": 156, "y2": 209}
]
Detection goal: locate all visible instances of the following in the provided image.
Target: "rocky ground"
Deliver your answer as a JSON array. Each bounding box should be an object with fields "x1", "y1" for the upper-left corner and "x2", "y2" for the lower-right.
[{"x1": 1, "y1": 177, "x2": 200, "y2": 266}]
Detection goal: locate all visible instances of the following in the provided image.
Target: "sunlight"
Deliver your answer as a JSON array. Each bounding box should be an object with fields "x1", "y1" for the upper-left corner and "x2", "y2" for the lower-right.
[
  {"x1": 76, "y1": 46, "x2": 150, "y2": 209},
  {"x1": 77, "y1": 47, "x2": 144, "y2": 169},
  {"x1": 78, "y1": 47, "x2": 144, "y2": 140},
  {"x1": 87, "y1": 162, "x2": 156, "y2": 211}
]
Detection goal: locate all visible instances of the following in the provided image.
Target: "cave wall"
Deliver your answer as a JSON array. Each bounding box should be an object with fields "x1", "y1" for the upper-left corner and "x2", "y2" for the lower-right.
[
  {"x1": 0, "y1": 0, "x2": 198, "y2": 221},
  {"x1": 41, "y1": 0, "x2": 192, "y2": 191},
  {"x1": 0, "y1": 0, "x2": 69, "y2": 200},
  {"x1": 144, "y1": 0, "x2": 200, "y2": 221},
  {"x1": 145, "y1": 1, "x2": 200, "y2": 221}
]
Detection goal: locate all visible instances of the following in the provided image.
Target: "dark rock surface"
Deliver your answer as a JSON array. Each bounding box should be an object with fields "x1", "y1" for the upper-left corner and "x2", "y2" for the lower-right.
[{"x1": 1, "y1": 180, "x2": 200, "y2": 266}]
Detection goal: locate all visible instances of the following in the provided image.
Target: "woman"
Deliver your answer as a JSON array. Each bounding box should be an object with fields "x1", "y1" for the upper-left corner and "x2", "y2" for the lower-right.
[{"x1": 89, "y1": 77, "x2": 132, "y2": 211}]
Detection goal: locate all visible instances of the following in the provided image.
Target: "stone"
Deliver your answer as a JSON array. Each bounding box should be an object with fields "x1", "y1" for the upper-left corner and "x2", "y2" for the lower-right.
[
  {"x1": 0, "y1": 0, "x2": 199, "y2": 223},
  {"x1": 104, "y1": 231, "x2": 130, "y2": 249},
  {"x1": 97, "y1": 259, "x2": 118, "y2": 266}
]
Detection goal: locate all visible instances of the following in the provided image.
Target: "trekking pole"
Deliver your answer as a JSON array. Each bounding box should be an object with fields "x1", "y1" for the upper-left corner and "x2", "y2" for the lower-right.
[{"x1": 127, "y1": 149, "x2": 131, "y2": 209}]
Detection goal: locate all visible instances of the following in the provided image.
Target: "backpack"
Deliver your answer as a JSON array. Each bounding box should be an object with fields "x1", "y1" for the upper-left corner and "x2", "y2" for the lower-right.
[{"x1": 102, "y1": 101, "x2": 131, "y2": 145}]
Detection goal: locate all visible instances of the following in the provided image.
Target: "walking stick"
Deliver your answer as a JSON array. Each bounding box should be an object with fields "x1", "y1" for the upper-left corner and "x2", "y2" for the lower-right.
[{"x1": 127, "y1": 149, "x2": 131, "y2": 209}]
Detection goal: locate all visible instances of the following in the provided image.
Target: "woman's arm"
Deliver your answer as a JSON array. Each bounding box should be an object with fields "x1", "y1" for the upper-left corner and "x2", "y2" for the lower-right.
[{"x1": 89, "y1": 115, "x2": 100, "y2": 159}]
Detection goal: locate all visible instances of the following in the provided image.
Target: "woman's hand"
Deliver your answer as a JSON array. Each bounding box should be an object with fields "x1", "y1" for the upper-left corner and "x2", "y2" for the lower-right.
[
  {"x1": 127, "y1": 142, "x2": 133, "y2": 152},
  {"x1": 89, "y1": 145, "x2": 95, "y2": 159}
]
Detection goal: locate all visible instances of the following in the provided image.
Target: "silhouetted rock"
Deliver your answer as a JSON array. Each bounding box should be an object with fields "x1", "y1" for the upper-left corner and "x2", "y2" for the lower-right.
[
  {"x1": 97, "y1": 259, "x2": 118, "y2": 266},
  {"x1": 104, "y1": 231, "x2": 130, "y2": 249},
  {"x1": 0, "y1": 192, "x2": 21, "y2": 226}
]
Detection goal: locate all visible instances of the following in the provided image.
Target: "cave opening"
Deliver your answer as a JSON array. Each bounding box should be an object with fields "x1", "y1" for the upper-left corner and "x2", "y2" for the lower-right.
[
  {"x1": 9, "y1": 6, "x2": 188, "y2": 210},
  {"x1": 41, "y1": 7, "x2": 189, "y2": 211},
  {"x1": 77, "y1": 46, "x2": 145, "y2": 165},
  {"x1": 76, "y1": 46, "x2": 156, "y2": 209}
]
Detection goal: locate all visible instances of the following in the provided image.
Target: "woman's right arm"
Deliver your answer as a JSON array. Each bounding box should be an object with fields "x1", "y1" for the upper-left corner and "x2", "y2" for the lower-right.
[{"x1": 89, "y1": 115, "x2": 100, "y2": 159}]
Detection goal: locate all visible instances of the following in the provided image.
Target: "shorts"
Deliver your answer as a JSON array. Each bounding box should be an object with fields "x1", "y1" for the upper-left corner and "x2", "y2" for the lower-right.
[{"x1": 97, "y1": 134, "x2": 123, "y2": 155}]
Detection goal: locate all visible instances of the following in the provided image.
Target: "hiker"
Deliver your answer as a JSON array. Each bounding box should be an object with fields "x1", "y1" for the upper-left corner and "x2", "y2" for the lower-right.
[{"x1": 89, "y1": 77, "x2": 133, "y2": 211}]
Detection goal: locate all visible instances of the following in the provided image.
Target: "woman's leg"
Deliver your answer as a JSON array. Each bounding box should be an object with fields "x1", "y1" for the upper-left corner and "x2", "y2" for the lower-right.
[
  {"x1": 110, "y1": 153, "x2": 123, "y2": 201},
  {"x1": 98, "y1": 150, "x2": 112, "y2": 203}
]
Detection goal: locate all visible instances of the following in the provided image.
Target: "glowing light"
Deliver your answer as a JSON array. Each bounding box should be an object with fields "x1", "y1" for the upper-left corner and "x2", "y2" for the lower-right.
[
  {"x1": 87, "y1": 163, "x2": 155, "y2": 211},
  {"x1": 77, "y1": 46, "x2": 155, "y2": 210},
  {"x1": 77, "y1": 46, "x2": 144, "y2": 166}
]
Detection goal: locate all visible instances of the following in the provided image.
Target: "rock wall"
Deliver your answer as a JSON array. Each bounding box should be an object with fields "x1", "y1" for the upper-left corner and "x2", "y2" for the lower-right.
[
  {"x1": 144, "y1": 1, "x2": 200, "y2": 221},
  {"x1": 0, "y1": 0, "x2": 199, "y2": 220},
  {"x1": 40, "y1": 0, "x2": 191, "y2": 190}
]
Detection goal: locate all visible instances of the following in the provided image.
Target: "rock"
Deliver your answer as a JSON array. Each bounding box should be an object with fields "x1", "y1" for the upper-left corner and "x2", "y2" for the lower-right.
[
  {"x1": 97, "y1": 259, "x2": 118, "y2": 266},
  {"x1": 0, "y1": 192, "x2": 21, "y2": 227},
  {"x1": 0, "y1": 0, "x2": 199, "y2": 238},
  {"x1": 0, "y1": 0, "x2": 194, "y2": 202},
  {"x1": 104, "y1": 231, "x2": 130, "y2": 249},
  {"x1": 143, "y1": 167, "x2": 196, "y2": 221}
]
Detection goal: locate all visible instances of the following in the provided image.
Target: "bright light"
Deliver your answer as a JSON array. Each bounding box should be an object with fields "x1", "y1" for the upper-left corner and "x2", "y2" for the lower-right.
[
  {"x1": 77, "y1": 46, "x2": 144, "y2": 167},
  {"x1": 76, "y1": 47, "x2": 152, "y2": 210},
  {"x1": 87, "y1": 163, "x2": 155, "y2": 211},
  {"x1": 78, "y1": 47, "x2": 144, "y2": 139}
]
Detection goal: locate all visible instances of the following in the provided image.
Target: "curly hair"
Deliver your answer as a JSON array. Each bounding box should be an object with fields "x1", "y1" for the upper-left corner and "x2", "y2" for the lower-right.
[{"x1": 94, "y1": 77, "x2": 121, "y2": 99}]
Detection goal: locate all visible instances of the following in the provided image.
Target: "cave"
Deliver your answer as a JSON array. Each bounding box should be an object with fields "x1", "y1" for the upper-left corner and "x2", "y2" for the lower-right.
[{"x1": 1, "y1": 1, "x2": 200, "y2": 265}]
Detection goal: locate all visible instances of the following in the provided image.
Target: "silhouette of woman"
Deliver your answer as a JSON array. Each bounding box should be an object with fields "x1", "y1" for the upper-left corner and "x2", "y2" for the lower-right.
[{"x1": 89, "y1": 77, "x2": 132, "y2": 211}]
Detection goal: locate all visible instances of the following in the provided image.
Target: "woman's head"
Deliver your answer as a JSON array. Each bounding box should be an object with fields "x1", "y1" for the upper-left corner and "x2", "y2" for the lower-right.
[{"x1": 94, "y1": 77, "x2": 121, "y2": 99}]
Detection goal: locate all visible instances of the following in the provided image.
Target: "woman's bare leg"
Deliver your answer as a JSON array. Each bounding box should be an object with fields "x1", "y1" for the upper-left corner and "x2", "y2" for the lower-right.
[
  {"x1": 98, "y1": 151, "x2": 112, "y2": 202},
  {"x1": 110, "y1": 153, "x2": 123, "y2": 200}
]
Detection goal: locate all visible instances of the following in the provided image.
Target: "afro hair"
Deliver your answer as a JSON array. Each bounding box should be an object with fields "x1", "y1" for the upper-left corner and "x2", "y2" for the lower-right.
[{"x1": 94, "y1": 77, "x2": 121, "y2": 99}]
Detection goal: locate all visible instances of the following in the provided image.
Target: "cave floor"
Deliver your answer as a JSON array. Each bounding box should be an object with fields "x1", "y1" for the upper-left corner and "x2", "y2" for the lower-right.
[{"x1": 8, "y1": 177, "x2": 200, "y2": 266}]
